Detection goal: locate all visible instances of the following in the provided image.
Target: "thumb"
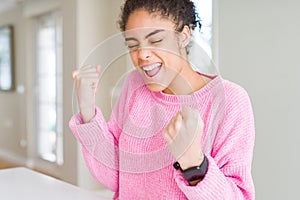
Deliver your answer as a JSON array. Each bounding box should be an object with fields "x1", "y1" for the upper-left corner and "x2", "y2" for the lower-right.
[
  {"x1": 96, "y1": 64, "x2": 101, "y2": 77},
  {"x1": 174, "y1": 112, "x2": 183, "y2": 132},
  {"x1": 181, "y1": 106, "x2": 191, "y2": 118},
  {"x1": 72, "y1": 70, "x2": 79, "y2": 80}
]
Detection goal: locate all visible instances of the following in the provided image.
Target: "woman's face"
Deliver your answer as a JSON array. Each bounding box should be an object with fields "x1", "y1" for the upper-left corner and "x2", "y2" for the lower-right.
[{"x1": 125, "y1": 9, "x2": 189, "y2": 94}]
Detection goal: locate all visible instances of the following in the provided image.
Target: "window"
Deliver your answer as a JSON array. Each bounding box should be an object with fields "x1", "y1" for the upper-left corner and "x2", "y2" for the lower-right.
[
  {"x1": 187, "y1": 0, "x2": 214, "y2": 74},
  {"x1": 0, "y1": 25, "x2": 14, "y2": 91},
  {"x1": 193, "y1": 0, "x2": 213, "y2": 57},
  {"x1": 34, "y1": 11, "x2": 63, "y2": 164}
]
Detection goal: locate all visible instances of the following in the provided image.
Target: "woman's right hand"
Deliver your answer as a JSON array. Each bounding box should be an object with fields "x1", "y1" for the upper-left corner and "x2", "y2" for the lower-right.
[{"x1": 72, "y1": 65, "x2": 101, "y2": 123}]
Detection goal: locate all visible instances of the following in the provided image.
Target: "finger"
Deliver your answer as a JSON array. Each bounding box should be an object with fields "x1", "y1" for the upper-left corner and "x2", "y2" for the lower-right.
[
  {"x1": 78, "y1": 65, "x2": 101, "y2": 75},
  {"x1": 181, "y1": 106, "x2": 192, "y2": 117},
  {"x1": 96, "y1": 64, "x2": 101, "y2": 75},
  {"x1": 174, "y1": 112, "x2": 182, "y2": 132},
  {"x1": 72, "y1": 70, "x2": 80, "y2": 80},
  {"x1": 163, "y1": 130, "x2": 172, "y2": 144},
  {"x1": 73, "y1": 64, "x2": 99, "y2": 79},
  {"x1": 181, "y1": 106, "x2": 199, "y2": 124},
  {"x1": 78, "y1": 67, "x2": 101, "y2": 80},
  {"x1": 76, "y1": 72, "x2": 101, "y2": 79}
]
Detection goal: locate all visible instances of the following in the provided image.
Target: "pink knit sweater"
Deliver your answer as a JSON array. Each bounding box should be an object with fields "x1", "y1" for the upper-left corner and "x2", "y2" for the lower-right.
[{"x1": 69, "y1": 70, "x2": 255, "y2": 200}]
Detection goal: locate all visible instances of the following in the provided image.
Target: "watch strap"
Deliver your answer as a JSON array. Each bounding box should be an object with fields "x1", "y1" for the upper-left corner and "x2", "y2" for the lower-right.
[{"x1": 173, "y1": 155, "x2": 209, "y2": 182}]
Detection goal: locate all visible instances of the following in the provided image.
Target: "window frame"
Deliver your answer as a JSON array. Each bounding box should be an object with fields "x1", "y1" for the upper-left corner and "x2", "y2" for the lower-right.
[{"x1": 33, "y1": 10, "x2": 63, "y2": 165}]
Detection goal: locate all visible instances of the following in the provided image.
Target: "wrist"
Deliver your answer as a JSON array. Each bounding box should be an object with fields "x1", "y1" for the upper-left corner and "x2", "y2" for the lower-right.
[
  {"x1": 189, "y1": 179, "x2": 201, "y2": 186},
  {"x1": 173, "y1": 154, "x2": 209, "y2": 184},
  {"x1": 80, "y1": 106, "x2": 96, "y2": 123},
  {"x1": 178, "y1": 153, "x2": 205, "y2": 170}
]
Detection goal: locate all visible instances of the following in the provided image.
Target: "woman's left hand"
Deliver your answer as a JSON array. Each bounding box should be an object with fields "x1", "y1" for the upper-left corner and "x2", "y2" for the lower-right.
[{"x1": 163, "y1": 107, "x2": 205, "y2": 170}]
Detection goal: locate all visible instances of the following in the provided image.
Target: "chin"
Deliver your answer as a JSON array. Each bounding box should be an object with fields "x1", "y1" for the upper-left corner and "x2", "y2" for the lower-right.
[{"x1": 146, "y1": 83, "x2": 166, "y2": 92}]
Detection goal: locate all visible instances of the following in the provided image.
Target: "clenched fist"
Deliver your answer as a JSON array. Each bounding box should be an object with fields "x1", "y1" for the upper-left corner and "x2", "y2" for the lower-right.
[
  {"x1": 164, "y1": 107, "x2": 205, "y2": 170},
  {"x1": 72, "y1": 65, "x2": 101, "y2": 123}
]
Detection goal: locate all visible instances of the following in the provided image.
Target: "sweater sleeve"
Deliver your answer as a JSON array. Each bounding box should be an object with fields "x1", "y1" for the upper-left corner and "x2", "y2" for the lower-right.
[
  {"x1": 68, "y1": 71, "x2": 135, "y2": 192},
  {"x1": 174, "y1": 83, "x2": 255, "y2": 200},
  {"x1": 69, "y1": 107, "x2": 120, "y2": 192}
]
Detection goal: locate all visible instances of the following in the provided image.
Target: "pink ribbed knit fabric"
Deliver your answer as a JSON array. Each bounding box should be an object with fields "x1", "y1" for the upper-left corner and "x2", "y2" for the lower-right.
[{"x1": 69, "y1": 70, "x2": 255, "y2": 200}]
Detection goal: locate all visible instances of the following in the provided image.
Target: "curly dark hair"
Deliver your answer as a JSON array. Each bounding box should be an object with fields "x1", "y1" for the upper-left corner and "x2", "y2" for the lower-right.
[{"x1": 118, "y1": 0, "x2": 201, "y2": 32}]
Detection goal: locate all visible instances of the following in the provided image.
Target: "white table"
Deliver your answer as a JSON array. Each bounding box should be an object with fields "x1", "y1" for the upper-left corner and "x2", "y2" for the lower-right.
[{"x1": 0, "y1": 167, "x2": 112, "y2": 200}]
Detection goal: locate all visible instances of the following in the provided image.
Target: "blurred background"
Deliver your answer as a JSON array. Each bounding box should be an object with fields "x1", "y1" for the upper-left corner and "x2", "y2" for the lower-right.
[{"x1": 0, "y1": 0, "x2": 299, "y2": 199}]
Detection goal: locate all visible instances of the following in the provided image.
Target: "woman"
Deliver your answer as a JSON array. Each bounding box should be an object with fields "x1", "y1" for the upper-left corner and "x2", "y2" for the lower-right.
[{"x1": 70, "y1": 0, "x2": 255, "y2": 199}]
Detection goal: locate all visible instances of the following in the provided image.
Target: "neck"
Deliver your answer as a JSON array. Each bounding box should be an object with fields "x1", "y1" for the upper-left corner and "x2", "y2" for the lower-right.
[{"x1": 163, "y1": 63, "x2": 208, "y2": 95}]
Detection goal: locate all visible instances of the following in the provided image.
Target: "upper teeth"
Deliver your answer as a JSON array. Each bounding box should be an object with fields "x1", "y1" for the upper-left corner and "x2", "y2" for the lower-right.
[{"x1": 142, "y1": 64, "x2": 161, "y2": 71}]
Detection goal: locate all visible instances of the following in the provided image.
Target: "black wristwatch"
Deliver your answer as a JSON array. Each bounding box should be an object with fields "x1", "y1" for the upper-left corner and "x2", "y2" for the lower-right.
[{"x1": 173, "y1": 155, "x2": 209, "y2": 182}]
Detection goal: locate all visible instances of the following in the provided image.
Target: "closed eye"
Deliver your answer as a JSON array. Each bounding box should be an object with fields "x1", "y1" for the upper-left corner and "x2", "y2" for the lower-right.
[
  {"x1": 151, "y1": 39, "x2": 162, "y2": 44},
  {"x1": 126, "y1": 42, "x2": 140, "y2": 51},
  {"x1": 128, "y1": 44, "x2": 139, "y2": 49}
]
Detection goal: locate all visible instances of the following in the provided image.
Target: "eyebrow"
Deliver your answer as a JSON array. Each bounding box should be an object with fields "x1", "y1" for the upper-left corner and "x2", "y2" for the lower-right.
[{"x1": 125, "y1": 29, "x2": 165, "y2": 42}]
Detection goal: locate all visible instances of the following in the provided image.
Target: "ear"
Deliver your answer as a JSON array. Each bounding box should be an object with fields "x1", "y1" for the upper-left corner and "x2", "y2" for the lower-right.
[{"x1": 180, "y1": 25, "x2": 191, "y2": 48}]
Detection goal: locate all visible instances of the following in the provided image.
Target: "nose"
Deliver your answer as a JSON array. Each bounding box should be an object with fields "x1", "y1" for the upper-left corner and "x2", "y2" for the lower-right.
[{"x1": 138, "y1": 47, "x2": 151, "y2": 60}]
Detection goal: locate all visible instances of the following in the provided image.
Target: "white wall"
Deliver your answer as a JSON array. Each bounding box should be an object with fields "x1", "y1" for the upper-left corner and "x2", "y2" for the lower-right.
[
  {"x1": 76, "y1": 0, "x2": 124, "y2": 191},
  {"x1": 0, "y1": 4, "x2": 27, "y2": 161},
  {"x1": 217, "y1": 0, "x2": 300, "y2": 199}
]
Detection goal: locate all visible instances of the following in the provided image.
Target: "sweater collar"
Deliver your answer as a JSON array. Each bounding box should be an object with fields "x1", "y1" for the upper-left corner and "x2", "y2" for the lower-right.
[{"x1": 151, "y1": 75, "x2": 222, "y2": 105}]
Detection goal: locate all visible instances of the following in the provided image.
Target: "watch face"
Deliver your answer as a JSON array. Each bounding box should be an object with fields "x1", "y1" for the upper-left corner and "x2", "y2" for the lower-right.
[{"x1": 183, "y1": 166, "x2": 206, "y2": 181}]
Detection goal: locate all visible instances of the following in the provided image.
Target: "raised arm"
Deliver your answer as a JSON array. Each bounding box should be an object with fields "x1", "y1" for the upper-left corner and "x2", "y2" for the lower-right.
[
  {"x1": 173, "y1": 83, "x2": 255, "y2": 200},
  {"x1": 70, "y1": 65, "x2": 120, "y2": 191}
]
